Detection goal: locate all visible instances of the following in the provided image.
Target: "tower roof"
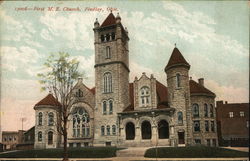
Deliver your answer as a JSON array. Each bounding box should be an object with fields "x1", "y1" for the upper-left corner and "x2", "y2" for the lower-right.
[
  {"x1": 165, "y1": 47, "x2": 190, "y2": 71},
  {"x1": 35, "y1": 94, "x2": 61, "y2": 107},
  {"x1": 100, "y1": 13, "x2": 116, "y2": 27}
]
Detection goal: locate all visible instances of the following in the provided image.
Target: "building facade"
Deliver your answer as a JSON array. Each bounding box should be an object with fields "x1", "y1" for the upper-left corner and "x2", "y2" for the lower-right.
[
  {"x1": 2, "y1": 130, "x2": 25, "y2": 150},
  {"x1": 216, "y1": 101, "x2": 249, "y2": 147},
  {"x1": 34, "y1": 13, "x2": 218, "y2": 148}
]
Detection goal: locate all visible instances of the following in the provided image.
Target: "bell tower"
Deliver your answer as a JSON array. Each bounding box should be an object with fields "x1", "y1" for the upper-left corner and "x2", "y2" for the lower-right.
[{"x1": 93, "y1": 12, "x2": 130, "y2": 146}]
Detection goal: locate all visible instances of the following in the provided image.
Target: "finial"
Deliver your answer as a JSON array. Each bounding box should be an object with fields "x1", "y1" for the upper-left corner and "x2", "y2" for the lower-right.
[
  {"x1": 94, "y1": 18, "x2": 99, "y2": 27},
  {"x1": 116, "y1": 12, "x2": 121, "y2": 23},
  {"x1": 49, "y1": 90, "x2": 52, "y2": 94},
  {"x1": 110, "y1": 10, "x2": 112, "y2": 13}
]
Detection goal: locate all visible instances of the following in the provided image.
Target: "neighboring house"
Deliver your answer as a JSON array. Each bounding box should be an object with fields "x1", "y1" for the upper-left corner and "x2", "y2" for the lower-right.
[
  {"x1": 34, "y1": 12, "x2": 218, "y2": 149},
  {"x1": 16, "y1": 126, "x2": 35, "y2": 150},
  {"x1": 2, "y1": 130, "x2": 25, "y2": 150},
  {"x1": 216, "y1": 101, "x2": 249, "y2": 147}
]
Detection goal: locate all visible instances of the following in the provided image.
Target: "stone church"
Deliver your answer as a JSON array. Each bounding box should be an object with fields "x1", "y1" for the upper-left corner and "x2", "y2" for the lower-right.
[{"x1": 34, "y1": 13, "x2": 218, "y2": 149}]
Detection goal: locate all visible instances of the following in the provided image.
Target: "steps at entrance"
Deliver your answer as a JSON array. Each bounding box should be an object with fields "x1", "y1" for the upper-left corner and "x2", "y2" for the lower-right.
[{"x1": 116, "y1": 147, "x2": 148, "y2": 157}]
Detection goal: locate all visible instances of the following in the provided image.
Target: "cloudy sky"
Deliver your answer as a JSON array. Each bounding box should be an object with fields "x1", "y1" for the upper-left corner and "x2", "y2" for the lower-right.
[{"x1": 0, "y1": 1, "x2": 249, "y2": 131}]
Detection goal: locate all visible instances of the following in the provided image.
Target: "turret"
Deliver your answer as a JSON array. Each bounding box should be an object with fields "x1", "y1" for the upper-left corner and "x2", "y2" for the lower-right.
[
  {"x1": 165, "y1": 46, "x2": 192, "y2": 146},
  {"x1": 34, "y1": 94, "x2": 61, "y2": 149}
]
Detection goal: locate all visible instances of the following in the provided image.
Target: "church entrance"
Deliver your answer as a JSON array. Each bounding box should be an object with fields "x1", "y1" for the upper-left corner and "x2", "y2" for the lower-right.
[
  {"x1": 126, "y1": 122, "x2": 135, "y2": 140},
  {"x1": 158, "y1": 120, "x2": 169, "y2": 139},
  {"x1": 178, "y1": 132, "x2": 185, "y2": 144},
  {"x1": 141, "y1": 121, "x2": 151, "y2": 139}
]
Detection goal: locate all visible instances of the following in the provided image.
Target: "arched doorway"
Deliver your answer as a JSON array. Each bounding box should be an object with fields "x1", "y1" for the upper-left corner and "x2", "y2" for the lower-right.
[
  {"x1": 141, "y1": 121, "x2": 151, "y2": 139},
  {"x1": 126, "y1": 122, "x2": 135, "y2": 140},
  {"x1": 158, "y1": 120, "x2": 169, "y2": 139},
  {"x1": 48, "y1": 131, "x2": 53, "y2": 145}
]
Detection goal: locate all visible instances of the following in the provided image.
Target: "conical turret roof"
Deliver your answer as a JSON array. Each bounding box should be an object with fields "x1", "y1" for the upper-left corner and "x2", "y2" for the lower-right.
[
  {"x1": 35, "y1": 94, "x2": 61, "y2": 107},
  {"x1": 165, "y1": 47, "x2": 190, "y2": 71}
]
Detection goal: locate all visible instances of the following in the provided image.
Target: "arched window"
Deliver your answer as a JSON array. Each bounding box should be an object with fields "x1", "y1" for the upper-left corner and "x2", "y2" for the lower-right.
[
  {"x1": 141, "y1": 121, "x2": 152, "y2": 139},
  {"x1": 48, "y1": 131, "x2": 53, "y2": 145},
  {"x1": 176, "y1": 73, "x2": 181, "y2": 87},
  {"x1": 178, "y1": 112, "x2": 183, "y2": 124},
  {"x1": 194, "y1": 121, "x2": 200, "y2": 132},
  {"x1": 38, "y1": 131, "x2": 42, "y2": 141},
  {"x1": 158, "y1": 120, "x2": 169, "y2": 139},
  {"x1": 111, "y1": 32, "x2": 115, "y2": 40},
  {"x1": 210, "y1": 104, "x2": 214, "y2": 117},
  {"x1": 112, "y1": 125, "x2": 116, "y2": 135},
  {"x1": 76, "y1": 89, "x2": 83, "y2": 97},
  {"x1": 205, "y1": 120, "x2": 209, "y2": 132},
  {"x1": 106, "y1": 46, "x2": 111, "y2": 59},
  {"x1": 38, "y1": 112, "x2": 42, "y2": 125},
  {"x1": 109, "y1": 100, "x2": 113, "y2": 114},
  {"x1": 103, "y1": 72, "x2": 112, "y2": 93},
  {"x1": 126, "y1": 122, "x2": 135, "y2": 140},
  {"x1": 72, "y1": 107, "x2": 90, "y2": 138},
  {"x1": 106, "y1": 125, "x2": 110, "y2": 135},
  {"x1": 103, "y1": 101, "x2": 107, "y2": 115},
  {"x1": 106, "y1": 33, "x2": 110, "y2": 41},
  {"x1": 101, "y1": 126, "x2": 105, "y2": 136},
  {"x1": 101, "y1": 35, "x2": 105, "y2": 42},
  {"x1": 140, "y1": 86, "x2": 150, "y2": 107},
  {"x1": 48, "y1": 112, "x2": 54, "y2": 126},
  {"x1": 192, "y1": 104, "x2": 199, "y2": 118},
  {"x1": 204, "y1": 104, "x2": 208, "y2": 117}
]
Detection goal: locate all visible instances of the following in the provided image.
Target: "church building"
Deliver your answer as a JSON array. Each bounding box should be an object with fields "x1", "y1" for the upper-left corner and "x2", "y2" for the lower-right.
[{"x1": 34, "y1": 13, "x2": 218, "y2": 148}]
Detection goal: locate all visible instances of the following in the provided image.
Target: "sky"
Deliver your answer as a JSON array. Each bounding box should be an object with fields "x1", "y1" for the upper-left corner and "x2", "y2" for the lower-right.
[{"x1": 0, "y1": 1, "x2": 249, "y2": 131}]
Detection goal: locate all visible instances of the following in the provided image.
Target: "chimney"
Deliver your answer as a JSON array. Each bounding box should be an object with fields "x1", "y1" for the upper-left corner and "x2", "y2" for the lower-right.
[
  {"x1": 225, "y1": 101, "x2": 228, "y2": 104},
  {"x1": 190, "y1": 77, "x2": 192, "y2": 80},
  {"x1": 198, "y1": 78, "x2": 204, "y2": 86},
  {"x1": 216, "y1": 100, "x2": 223, "y2": 107}
]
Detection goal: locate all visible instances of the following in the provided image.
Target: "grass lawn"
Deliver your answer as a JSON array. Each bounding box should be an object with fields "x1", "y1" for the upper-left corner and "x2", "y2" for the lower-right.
[
  {"x1": 0, "y1": 147, "x2": 122, "y2": 158},
  {"x1": 144, "y1": 146, "x2": 249, "y2": 158}
]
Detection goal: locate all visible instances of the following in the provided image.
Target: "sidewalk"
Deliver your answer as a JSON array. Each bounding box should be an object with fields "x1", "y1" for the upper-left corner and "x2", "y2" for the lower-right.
[
  {"x1": 222, "y1": 147, "x2": 249, "y2": 152},
  {"x1": 0, "y1": 157, "x2": 249, "y2": 161}
]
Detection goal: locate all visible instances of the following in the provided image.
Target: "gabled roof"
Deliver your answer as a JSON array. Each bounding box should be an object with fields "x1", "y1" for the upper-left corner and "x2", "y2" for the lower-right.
[
  {"x1": 189, "y1": 80, "x2": 215, "y2": 97},
  {"x1": 156, "y1": 81, "x2": 168, "y2": 109},
  {"x1": 35, "y1": 94, "x2": 61, "y2": 106},
  {"x1": 100, "y1": 13, "x2": 116, "y2": 27},
  {"x1": 123, "y1": 83, "x2": 134, "y2": 112},
  {"x1": 165, "y1": 47, "x2": 190, "y2": 71},
  {"x1": 90, "y1": 87, "x2": 95, "y2": 95}
]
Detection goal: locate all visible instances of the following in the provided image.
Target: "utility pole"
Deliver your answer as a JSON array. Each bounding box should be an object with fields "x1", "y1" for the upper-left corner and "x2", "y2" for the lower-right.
[
  {"x1": 20, "y1": 117, "x2": 26, "y2": 143},
  {"x1": 21, "y1": 117, "x2": 27, "y2": 131}
]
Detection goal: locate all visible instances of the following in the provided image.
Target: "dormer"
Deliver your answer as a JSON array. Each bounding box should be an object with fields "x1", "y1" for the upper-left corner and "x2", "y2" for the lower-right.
[{"x1": 133, "y1": 73, "x2": 157, "y2": 110}]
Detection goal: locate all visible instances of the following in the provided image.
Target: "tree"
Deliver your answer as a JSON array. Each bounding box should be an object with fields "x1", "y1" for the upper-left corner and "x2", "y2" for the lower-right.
[{"x1": 37, "y1": 52, "x2": 82, "y2": 161}]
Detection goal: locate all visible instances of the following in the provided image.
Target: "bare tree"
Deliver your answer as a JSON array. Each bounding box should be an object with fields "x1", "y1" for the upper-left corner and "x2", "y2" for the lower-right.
[{"x1": 37, "y1": 52, "x2": 82, "y2": 161}]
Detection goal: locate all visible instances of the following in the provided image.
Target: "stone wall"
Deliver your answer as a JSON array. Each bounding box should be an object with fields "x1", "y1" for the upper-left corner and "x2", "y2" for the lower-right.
[
  {"x1": 166, "y1": 66, "x2": 193, "y2": 146},
  {"x1": 34, "y1": 106, "x2": 60, "y2": 149},
  {"x1": 191, "y1": 95, "x2": 218, "y2": 146}
]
